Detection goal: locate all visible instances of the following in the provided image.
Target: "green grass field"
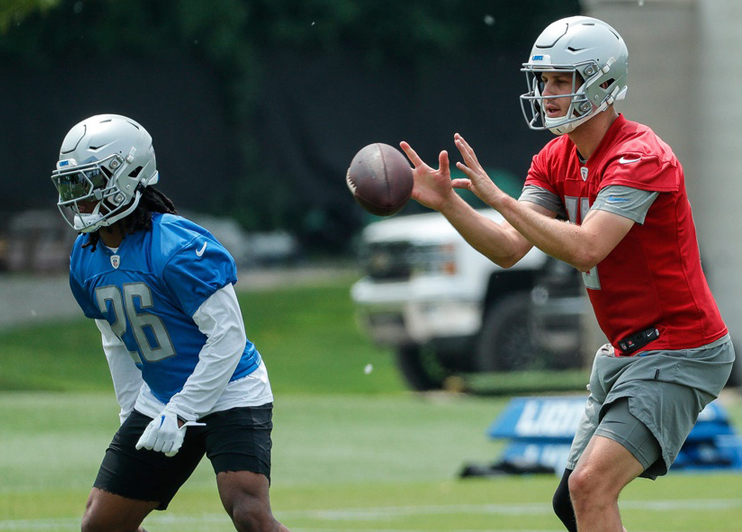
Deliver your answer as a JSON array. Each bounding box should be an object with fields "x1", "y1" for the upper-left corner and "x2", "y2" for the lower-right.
[{"x1": 1, "y1": 273, "x2": 741, "y2": 531}]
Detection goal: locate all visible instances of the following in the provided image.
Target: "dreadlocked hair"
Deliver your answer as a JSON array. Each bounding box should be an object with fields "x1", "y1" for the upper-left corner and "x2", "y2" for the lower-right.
[{"x1": 82, "y1": 186, "x2": 177, "y2": 252}]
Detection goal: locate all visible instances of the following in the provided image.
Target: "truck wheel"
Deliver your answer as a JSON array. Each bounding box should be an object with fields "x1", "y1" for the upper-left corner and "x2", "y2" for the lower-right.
[
  {"x1": 476, "y1": 292, "x2": 547, "y2": 372},
  {"x1": 395, "y1": 344, "x2": 446, "y2": 391}
]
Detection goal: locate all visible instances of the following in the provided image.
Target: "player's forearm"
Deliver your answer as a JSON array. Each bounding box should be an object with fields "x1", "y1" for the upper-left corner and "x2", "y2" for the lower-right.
[
  {"x1": 493, "y1": 194, "x2": 598, "y2": 271},
  {"x1": 439, "y1": 193, "x2": 531, "y2": 268},
  {"x1": 95, "y1": 319, "x2": 142, "y2": 423},
  {"x1": 165, "y1": 285, "x2": 245, "y2": 421},
  {"x1": 167, "y1": 331, "x2": 243, "y2": 421}
]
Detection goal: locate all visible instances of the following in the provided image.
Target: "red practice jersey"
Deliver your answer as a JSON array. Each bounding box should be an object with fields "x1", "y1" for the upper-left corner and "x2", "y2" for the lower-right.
[{"x1": 524, "y1": 114, "x2": 727, "y2": 354}]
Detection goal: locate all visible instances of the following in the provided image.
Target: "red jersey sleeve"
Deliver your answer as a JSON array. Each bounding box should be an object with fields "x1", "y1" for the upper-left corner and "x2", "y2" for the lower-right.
[{"x1": 601, "y1": 138, "x2": 681, "y2": 193}]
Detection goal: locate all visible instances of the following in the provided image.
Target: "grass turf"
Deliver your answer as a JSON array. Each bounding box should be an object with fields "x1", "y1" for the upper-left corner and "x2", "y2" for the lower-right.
[
  {"x1": 1, "y1": 391, "x2": 741, "y2": 531},
  {"x1": 1, "y1": 274, "x2": 741, "y2": 531}
]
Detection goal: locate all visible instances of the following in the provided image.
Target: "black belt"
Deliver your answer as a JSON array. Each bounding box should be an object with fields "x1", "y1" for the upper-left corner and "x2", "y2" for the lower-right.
[{"x1": 617, "y1": 326, "x2": 660, "y2": 355}]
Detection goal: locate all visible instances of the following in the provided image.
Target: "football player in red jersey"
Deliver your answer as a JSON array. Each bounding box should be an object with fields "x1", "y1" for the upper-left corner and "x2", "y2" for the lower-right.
[{"x1": 401, "y1": 16, "x2": 734, "y2": 532}]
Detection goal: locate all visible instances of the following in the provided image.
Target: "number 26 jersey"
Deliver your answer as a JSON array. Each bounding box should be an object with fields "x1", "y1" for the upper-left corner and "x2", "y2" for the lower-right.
[{"x1": 69, "y1": 213, "x2": 261, "y2": 404}]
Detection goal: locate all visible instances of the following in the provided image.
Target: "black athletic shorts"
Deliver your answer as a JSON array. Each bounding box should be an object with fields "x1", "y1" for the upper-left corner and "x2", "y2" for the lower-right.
[{"x1": 93, "y1": 404, "x2": 273, "y2": 510}]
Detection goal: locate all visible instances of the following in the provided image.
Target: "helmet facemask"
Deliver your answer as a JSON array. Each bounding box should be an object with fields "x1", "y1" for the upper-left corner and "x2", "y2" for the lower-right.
[
  {"x1": 51, "y1": 114, "x2": 158, "y2": 233},
  {"x1": 519, "y1": 17, "x2": 629, "y2": 136},
  {"x1": 521, "y1": 59, "x2": 626, "y2": 135},
  {"x1": 52, "y1": 153, "x2": 144, "y2": 233}
]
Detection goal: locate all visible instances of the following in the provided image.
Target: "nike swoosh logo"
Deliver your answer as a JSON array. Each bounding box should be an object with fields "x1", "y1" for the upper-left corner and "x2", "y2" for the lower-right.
[
  {"x1": 619, "y1": 156, "x2": 642, "y2": 164},
  {"x1": 196, "y1": 242, "x2": 207, "y2": 257}
]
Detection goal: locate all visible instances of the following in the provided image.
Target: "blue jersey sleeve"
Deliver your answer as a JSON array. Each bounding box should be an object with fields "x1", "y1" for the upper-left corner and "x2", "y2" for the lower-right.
[
  {"x1": 69, "y1": 272, "x2": 104, "y2": 319},
  {"x1": 162, "y1": 235, "x2": 238, "y2": 317},
  {"x1": 69, "y1": 236, "x2": 105, "y2": 320}
]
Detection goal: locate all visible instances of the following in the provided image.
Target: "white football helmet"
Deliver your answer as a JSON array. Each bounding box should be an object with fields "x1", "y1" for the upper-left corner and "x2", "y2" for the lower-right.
[
  {"x1": 51, "y1": 114, "x2": 159, "y2": 233},
  {"x1": 520, "y1": 16, "x2": 629, "y2": 135}
]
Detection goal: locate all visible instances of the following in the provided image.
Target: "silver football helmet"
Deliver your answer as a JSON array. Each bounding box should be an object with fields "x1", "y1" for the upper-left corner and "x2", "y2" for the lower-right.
[
  {"x1": 520, "y1": 16, "x2": 629, "y2": 135},
  {"x1": 51, "y1": 114, "x2": 159, "y2": 233}
]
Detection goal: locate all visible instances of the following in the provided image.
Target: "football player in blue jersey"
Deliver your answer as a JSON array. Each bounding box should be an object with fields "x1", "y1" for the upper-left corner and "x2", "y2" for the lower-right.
[{"x1": 51, "y1": 114, "x2": 291, "y2": 532}]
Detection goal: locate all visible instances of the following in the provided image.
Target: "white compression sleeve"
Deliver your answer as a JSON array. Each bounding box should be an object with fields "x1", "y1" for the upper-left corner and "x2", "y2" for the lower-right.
[
  {"x1": 95, "y1": 318, "x2": 143, "y2": 424},
  {"x1": 163, "y1": 283, "x2": 247, "y2": 421}
]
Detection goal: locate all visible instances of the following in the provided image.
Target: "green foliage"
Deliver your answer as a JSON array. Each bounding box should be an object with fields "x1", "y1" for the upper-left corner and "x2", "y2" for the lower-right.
[
  {"x1": 0, "y1": 0, "x2": 579, "y2": 237},
  {"x1": 245, "y1": 0, "x2": 580, "y2": 60},
  {"x1": 1, "y1": 0, "x2": 571, "y2": 85},
  {"x1": 0, "y1": 0, "x2": 59, "y2": 33}
]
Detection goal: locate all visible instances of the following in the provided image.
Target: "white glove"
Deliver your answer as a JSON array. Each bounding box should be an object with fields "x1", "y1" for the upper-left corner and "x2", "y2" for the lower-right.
[{"x1": 135, "y1": 409, "x2": 204, "y2": 457}]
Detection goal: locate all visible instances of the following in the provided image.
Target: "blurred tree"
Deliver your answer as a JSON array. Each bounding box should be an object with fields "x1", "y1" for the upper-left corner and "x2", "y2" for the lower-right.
[
  {"x1": 0, "y1": 0, "x2": 59, "y2": 33},
  {"x1": 0, "y1": 0, "x2": 580, "y2": 253}
]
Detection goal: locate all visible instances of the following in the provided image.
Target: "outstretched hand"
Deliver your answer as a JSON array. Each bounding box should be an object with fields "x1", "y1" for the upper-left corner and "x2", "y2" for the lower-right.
[
  {"x1": 452, "y1": 133, "x2": 508, "y2": 207},
  {"x1": 399, "y1": 141, "x2": 458, "y2": 212}
]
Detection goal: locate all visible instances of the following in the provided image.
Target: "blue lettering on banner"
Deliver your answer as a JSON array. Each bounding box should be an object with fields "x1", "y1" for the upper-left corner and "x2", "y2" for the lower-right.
[{"x1": 486, "y1": 396, "x2": 742, "y2": 475}]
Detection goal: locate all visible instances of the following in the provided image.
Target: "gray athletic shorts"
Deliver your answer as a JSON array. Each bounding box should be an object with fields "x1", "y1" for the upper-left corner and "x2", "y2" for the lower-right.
[{"x1": 566, "y1": 334, "x2": 734, "y2": 479}]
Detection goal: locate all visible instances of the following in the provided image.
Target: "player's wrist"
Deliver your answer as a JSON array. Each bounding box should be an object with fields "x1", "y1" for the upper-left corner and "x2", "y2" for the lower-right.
[
  {"x1": 437, "y1": 190, "x2": 467, "y2": 217},
  {"x1": 162, "y1": 403, "x2": 197, "y2": 425},
  {"x1": 490, "y1": 191, "x2": 515, "y2": 212}
]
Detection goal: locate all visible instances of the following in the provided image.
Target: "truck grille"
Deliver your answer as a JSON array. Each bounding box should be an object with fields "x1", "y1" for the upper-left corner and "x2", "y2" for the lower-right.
[{"x1": 359, "y1": 241, "x2": 413, "y2": 281}]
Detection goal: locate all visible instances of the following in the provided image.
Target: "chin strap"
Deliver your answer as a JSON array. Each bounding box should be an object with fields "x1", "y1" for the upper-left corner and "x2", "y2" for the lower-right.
[{"x1": 73, "y1": 189, "x2": 143, "y2": 233}]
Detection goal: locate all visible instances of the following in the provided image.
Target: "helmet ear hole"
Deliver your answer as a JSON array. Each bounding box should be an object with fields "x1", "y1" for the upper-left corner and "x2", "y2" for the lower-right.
[{"x1": 128, "y1": 166, "x2": 143, "y2": 178}]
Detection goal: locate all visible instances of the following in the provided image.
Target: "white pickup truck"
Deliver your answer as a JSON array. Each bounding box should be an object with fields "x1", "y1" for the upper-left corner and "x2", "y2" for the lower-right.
[
  {"x1": 351, "y1": 208, "x2": 584, "y2": 390},
  {"x1": 351, "y1": 209, "x2": 742, "y2": 391}
]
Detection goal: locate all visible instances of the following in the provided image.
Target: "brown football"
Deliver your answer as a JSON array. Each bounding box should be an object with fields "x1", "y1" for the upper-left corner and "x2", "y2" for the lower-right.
[{"x1": 346, "y1": 143, "x2": 413, "y2": 216}]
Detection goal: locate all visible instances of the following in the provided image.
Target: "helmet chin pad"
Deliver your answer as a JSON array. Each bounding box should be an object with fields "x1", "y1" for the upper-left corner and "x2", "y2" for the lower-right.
[
  {"x1": 545, "y1": 112, "x2": 594, "y2": 136},
  {"x1": 66, "y1": 190, "x2": 142, "y2": 233}
]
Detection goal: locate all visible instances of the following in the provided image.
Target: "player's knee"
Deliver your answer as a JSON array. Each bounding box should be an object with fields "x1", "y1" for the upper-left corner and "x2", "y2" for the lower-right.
[
  {"x1": 81, "y1": 514, "x2": 136, "y2": 532},
  {"x1": 552, "y1": 469, "x2": 577, "y2": 532},
  {"x1": 81, "y1": 501, "x2": 149, "y2": 532},
  {"x1": 81, "y1": 509, "x2": 107, "y2": 532},
  {"x1": 80, "y1": 514, "x2": 95, "y2": 532},
  {"x1": 567, "y1": 467, "x2": 588, "y2": 503},
  {"x1": 568, "y1": 467, "x2": 609, "y2": 508},
  {"x1": 230, "y1": 498, "x2": 277, "y2": 532}
]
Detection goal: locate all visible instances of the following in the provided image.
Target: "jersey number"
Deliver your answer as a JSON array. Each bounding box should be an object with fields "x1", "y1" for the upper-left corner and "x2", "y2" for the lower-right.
[
  {"x1": 565, "y1": 195, "x2": 601, "y2": 290},
  {"x1": 95, "y1": 283, "x2": 176, "y2": 363}
]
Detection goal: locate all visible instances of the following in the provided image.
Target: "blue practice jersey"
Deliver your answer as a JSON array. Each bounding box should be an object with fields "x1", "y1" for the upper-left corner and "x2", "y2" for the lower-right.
[{"x1": 69, "y1": 213, "x2": 261, "y2": 404}]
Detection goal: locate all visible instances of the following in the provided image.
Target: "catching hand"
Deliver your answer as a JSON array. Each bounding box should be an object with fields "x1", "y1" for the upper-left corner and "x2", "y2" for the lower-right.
[
  {"x1": 399, "y1": 141, "x2": 457, "y2": 212},
  {"x1": 135, "y1": 408, "x2": 204, "y2": 457},
  {"x1": 452, "y1": 133, "x2": 507, "y2": 207}
]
